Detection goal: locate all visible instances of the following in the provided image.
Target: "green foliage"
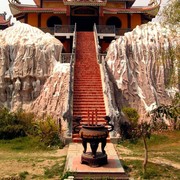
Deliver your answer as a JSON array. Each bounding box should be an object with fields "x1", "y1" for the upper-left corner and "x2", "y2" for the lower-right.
[
  {"x1": 160, "y1": 0, "x2": 180, "y2": 26},
  {"x1": 151, "y1": 93, "x2": 180, "y2": 130},
  {"x1": 120, "y1": 107, "x2": 140, "y2": 139},
  {"x1": 122, "y1": 107, "x2": 139, "y2": 125},
  {"x1": 19, "y1": 171, "x2": 29, "y2": 179},
  {"x1": 119, "y1": 131, "x2": 180, "y2": 179},
  {"x1": 0, "y1": 108, "x2": 27, "y2": 139},
  {"x1": 62, "y1": 170, "x2": 76, "y2": 179},
  {"x1": 0, "y1": 107, "x2": 63, "y2": 148},
  {"x1": 44, "y1": 161, "x2": 65, "y2": 178},
  {"x1": 0, "y1": 136, "x2": 44, "y2": 152},
  {"x1": 123, "y1": 159, "x2": 180, "y2": 180},
  {"x1": 34, "y1": 116, "x2": 63, "y2": 148}
]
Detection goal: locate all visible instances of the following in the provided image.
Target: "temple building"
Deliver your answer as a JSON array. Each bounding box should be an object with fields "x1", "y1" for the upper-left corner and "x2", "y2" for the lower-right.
[
  {"x1": 9, "y1": 0, "x2": 160, "y2": 52},
  {"x1": 0, "y1": 12, "x2": 13, "y2": 30}
]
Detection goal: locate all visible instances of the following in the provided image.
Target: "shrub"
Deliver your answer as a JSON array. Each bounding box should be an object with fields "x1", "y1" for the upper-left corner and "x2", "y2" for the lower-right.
[
  {"x1": 12, "y1": 109, "x2": 36, "y2": 135},
  {"x1": 35, "y1": 116, "x2": 63, "y2": 148},
  {"x1": 0, "y1": 107, "x2": 63, "y2": 148},
  {"x1": 122, "y1": 107, "x2": 139, "y2": 125},
  {"x1": 120, "y1": 107, "x2": 140, "y2": 139},
  {"x1": 0, "y1": 108, "x2": 35, "y2": 139}
]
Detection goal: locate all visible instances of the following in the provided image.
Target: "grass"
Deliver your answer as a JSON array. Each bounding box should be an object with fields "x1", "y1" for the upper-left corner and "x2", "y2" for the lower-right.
[
  {"x1": 117, "y1": 130, "x2": 180, "y2": 179},
  {"x1": 44, "y1": 160, "x2": 65, "y2": 178},
  {"x1": 122, "y1": 159, "x2": 180, "y2": 180},
  {"x1": 0, "y1": 136, "x2": 44, "y2": 152},
  {"x1": 0, "y1": 136, "x2": 67, "y2": 179}
]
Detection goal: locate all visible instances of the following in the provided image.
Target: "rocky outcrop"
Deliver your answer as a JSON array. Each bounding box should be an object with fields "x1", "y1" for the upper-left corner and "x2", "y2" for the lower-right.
[
  {"x1": 105, "y1": 22, "x2": 179, "y2": 121},
  {"x1": 0, "y1": 22, "x2": 70, "y2": 121}
]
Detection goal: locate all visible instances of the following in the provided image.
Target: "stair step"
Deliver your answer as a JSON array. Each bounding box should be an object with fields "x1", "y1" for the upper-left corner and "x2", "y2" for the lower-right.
[
  {"x1": 74, "y1": 96, "x2": 104, "y2": 99},
  {"x1": 74, "y1": 85, "x2": 102, "y2": 88},
  {"x1": 73, "y1": 113, "x2": 106, "y2": 116},
  {"x1": 73, "y1": 94, "x2": 104, "y2": 98},
  {"x1": 74, "y1": 90, "x2": 103, "y2": 93},
  {"x1": 73, "y1": 107, "x2": 105, "y2": 111},
  {"x1": 73, "y1": 32, "x2": 107, "y2": 142}
]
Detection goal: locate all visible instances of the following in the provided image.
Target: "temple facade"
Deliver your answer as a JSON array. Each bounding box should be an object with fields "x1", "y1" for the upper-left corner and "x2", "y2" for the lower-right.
[{"x1": 9, "y1": 0, "x2": 160, "y2": 51}]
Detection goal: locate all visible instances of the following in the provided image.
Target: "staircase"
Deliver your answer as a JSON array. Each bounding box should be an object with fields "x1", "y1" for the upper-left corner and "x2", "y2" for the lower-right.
[{"x1": 73, "y1": 32, "x2": 107, "y2": 142}]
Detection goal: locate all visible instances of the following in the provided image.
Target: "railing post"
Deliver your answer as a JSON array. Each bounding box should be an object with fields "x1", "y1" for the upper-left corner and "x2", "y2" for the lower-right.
[{"x1": 93, "y1": 23, "x2": 101, "y2": 64}]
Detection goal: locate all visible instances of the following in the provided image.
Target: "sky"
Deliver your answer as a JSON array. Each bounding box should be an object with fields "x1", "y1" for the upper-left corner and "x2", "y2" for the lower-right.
[{"x1": 0, "y1": 0, "x2": 169, "y2": 23}]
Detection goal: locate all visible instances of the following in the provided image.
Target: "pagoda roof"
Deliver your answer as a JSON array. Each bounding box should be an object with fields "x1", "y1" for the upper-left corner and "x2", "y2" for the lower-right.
[
  {"x1": 63, "y1": 0, "x2": 107, "y2": 6},
  {"x1": 103, "y1": 4, "x2": 160, "y2": 16},
  {"x1": 33, "y1": 0, "x2": 41, "y2": 7},
  {"x1": 8, "y1": 0, "x2": 160, "y2": 17},
  {"x1": 8, "y1": 0, "x2": 66, "y2": 15},
  {"x1": 32, "y1": 0, "x2": 135, "y2": 7},
  {"x1": 0, "y1": 12, "x2": 12, "y2": 26}
]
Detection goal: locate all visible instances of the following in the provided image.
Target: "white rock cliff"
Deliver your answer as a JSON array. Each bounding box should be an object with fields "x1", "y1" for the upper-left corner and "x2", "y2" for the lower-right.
[
  {"x1": 0, "y1": 22, "x2": 70, "y2": 122},
  {"x1": 105, "y1": 22, "x2": 179, "y2": 121}
]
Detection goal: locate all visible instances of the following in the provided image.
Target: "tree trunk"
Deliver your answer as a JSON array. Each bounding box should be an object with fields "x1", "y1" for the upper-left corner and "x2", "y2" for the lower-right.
[{"x1": 142, "y1": 136, "x2": 148, "y2": 174}]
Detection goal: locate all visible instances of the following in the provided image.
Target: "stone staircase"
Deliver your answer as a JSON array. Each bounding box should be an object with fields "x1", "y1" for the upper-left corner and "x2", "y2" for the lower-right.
[{"x1": 73, "y1": 32, "x2": 107, "y2": 142}]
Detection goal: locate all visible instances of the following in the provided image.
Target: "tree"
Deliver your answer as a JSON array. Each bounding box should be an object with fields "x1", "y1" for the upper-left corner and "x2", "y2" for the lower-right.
[
  {"x1": 151, "y1": 93, "x2": 180, "y2": 130},
  {"x1": 159, "y1": 0, "x2": 180, "y2": 89},
  {"x1": 160, "y1": 0, "x2": 180, "y2": 26},
  {"x1": 120, "y1": 107, "x2": 151, "y2": 175}
]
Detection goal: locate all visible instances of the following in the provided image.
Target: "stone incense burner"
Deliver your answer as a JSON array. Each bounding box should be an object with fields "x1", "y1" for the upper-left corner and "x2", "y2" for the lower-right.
[{"x1": 74, "y1": 112, "x2": 114, "y2": 167}]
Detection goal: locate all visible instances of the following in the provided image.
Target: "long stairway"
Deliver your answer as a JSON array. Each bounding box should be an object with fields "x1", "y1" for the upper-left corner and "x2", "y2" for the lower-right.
[{"x1": 73, "y1": 32, "x2": 107, "y2": 142}]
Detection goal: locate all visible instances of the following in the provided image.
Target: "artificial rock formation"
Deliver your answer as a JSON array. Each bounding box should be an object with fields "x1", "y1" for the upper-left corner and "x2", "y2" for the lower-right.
[
  {"x1": 105, "y1": 22, "x2": 179, "y2": 122},
  {"x1": 0, "y1": 22, "x2": 70, "y2": 121}
]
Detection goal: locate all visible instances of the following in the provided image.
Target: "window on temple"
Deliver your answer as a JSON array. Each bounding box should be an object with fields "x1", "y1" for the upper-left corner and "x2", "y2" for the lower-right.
[
  {"x1": 106, "y1": 16, "x2": 122, "y2": 28},
  {"x1": 47, "y1": 16, "x2": 62, "y2": 27}
]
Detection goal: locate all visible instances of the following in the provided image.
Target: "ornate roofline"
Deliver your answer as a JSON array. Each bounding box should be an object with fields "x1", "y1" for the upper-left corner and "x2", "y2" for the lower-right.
[
  {"x1": 33, "y1": 0, "x2": 41, "y2": 7},
  {"x1": 104, "y1": 0, "x2": 161, "y2": 16},
  {"x1": 0, "y1": 12, "x2": 12, "y2": 26},
  {"x1": 8, "y1": 0, "x2": 161, "y2": 16},
  {"x1": 8, "y1": 0, "x2": 66, "y2": 14},
  {"x1": 63, "y1": 0, "x2": 107, "y2": 6}
]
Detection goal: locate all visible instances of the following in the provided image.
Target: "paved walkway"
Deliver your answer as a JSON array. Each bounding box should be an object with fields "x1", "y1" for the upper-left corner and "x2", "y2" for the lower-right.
[{"x1": 64, "y1": 143, "x2": 128, "y2": 179}]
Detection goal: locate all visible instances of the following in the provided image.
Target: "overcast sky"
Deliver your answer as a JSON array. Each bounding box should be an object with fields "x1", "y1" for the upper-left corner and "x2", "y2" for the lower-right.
[{"x1": 0, "y1": 0, "x2": 169, "y2": 23}]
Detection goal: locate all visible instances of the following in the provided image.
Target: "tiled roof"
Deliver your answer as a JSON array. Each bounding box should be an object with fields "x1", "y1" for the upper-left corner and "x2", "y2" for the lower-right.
[
  {"x1": 0, "y1": 12, "x2": 11, "y2": 25},
  {"x1": 9, "y1": 0, "x2": 160, "y2": 16}
]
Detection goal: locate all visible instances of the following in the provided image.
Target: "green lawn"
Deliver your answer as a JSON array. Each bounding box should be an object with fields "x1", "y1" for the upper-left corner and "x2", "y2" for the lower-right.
[
  {"x1": 0, "y1": 136, "x2": 67, "y2": 179},
  {"x1": 116, "y1": 130, "x2": 180, "y2": 179}
]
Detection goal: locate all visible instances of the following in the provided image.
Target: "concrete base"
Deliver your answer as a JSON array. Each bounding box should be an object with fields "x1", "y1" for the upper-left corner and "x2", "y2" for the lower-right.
[
  {"x1": 64, "y1": 143, "x2": 129, "y2": 180},
  {"x1": 81, "y1": 152, "x2": 107, "y2": 167}
]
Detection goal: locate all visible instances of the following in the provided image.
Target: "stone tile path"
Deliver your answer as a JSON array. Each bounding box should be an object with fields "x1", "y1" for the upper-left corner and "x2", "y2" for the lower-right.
[{"x1": 64, "y1": 143, "x2": 128, "y2": 179}]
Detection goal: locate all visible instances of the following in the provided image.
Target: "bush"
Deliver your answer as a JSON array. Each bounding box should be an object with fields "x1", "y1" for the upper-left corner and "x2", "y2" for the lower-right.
[
  {"x1": 13, "y1": 109, "x2": 36, "y2": 136},
  {"x1": 120, "y1": 107, "x2": 140, "y2": 139},
  {"x1": 0, "y1": 108, "x2": 35, "y2": 139},
  {"x1": 0, "y1": 107, "x2": 63, "y2": 148},
  {"x1": 122, "y1": 107, "x2": 139, "y2": 125},
  {"x1": 0, "y1": 124, "x2": 25, "y2": 139},
  {"x1": 34, "y1": 116, "x2": 63, "y2": 148}
]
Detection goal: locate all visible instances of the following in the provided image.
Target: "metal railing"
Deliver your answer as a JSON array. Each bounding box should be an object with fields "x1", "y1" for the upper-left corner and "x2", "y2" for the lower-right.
[
  {"x1": 116, "y1": 28, "x2": 132, "y2": 36},
  {"x1": 40, "y1": 27, "x2": 54, "y2": 35},
  {"x1": 93, "y1": 24, "x2": 100, "y2": 64},
  {"x1": 72, "y1": 23, "x2": 77, "y2": 54},
  {"x1": 94, "y1": 23, "x2": 120, "y2": 136},
  {"x1": 96, "y1": 25, "x2": 116, "y2": 35},
  {"x1": 62, "y1": 24, "x2": 77, "y2": 137},
  {"x1": 94, "y1": 24, "x2": 108, "y2": 64},
  {"x1": 54, "y1": 25, "x2": 75, "y2": 34},
  {"x1": 61, "y1": 53, "x2": 74, "y2": 63},
  {"x1": 98, "y1": 53, "x2": 107, "y2": 64},
  {"x1": 40, "y1": 25, "x2": 131, "y2": 37}
]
